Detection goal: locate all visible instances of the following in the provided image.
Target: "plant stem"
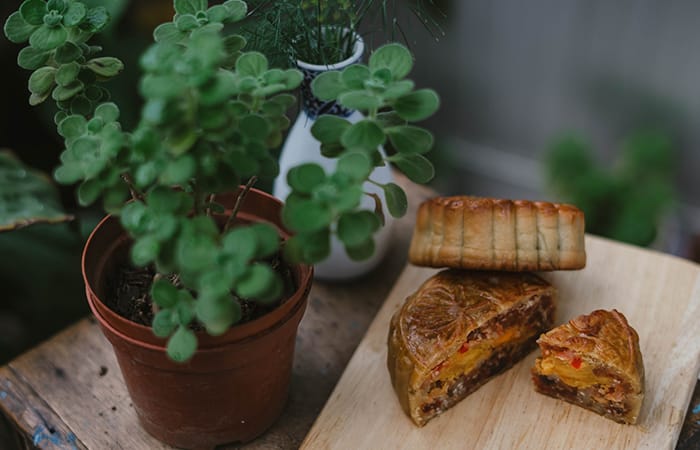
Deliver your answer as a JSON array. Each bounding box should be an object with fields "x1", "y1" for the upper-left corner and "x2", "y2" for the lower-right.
[
  {"x1": 121, "y1": 173, "x2": 144, "y2": 201},
  {"x1": 224, "y1": 176, "x2": 258, "y2": 232}
]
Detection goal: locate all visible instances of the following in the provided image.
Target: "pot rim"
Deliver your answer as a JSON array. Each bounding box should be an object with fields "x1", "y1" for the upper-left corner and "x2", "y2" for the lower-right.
[{"x1": 81, "y1": 187, "x2": 313, "y2": 350}]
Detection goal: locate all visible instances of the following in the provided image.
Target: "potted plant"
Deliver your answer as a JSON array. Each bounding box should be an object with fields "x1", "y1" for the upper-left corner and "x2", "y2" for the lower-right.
[
  {"x1": 245, "y1": 0, "x2": 444, "y2": 279},
  {"x1": 3, "y1": 0, "x2": 439, "y2": 447}
]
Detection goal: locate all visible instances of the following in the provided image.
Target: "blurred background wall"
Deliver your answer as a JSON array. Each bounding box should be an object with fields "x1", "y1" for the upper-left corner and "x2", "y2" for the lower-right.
[{"x1": 407, "y1": 0, "x2": 700, "y2": 258}]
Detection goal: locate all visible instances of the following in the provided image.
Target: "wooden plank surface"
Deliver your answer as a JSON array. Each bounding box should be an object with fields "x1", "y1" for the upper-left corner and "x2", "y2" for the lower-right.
[{"x1": 301, "y1": 236, "x2": 700, "y2": 450}]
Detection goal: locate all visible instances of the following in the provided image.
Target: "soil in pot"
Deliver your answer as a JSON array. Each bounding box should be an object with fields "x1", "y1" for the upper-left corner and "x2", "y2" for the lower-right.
[{"x1": 105, "y1": 252, "x2": 297, "y2": 328}]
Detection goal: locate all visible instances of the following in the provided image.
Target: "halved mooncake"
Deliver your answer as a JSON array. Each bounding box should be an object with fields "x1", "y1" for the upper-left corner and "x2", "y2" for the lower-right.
[
  {"x1": 408, "y1": 196, "x2": 586, "y2": 271},
  {"x1": 531, "y1": 309, "x2": 644, "y2": 424},
  {"x1": 387, "y1": 269, "x2": 556, "y2": 426}
]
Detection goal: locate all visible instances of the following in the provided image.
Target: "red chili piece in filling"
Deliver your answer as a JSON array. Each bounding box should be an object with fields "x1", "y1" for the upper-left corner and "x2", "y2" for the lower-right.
[
  {"x1": 571, "y1": 356, "x2": 582, "y2": 369},
  {"x1": 459, "y1": 343, "x2": 469, "y2": 353}
]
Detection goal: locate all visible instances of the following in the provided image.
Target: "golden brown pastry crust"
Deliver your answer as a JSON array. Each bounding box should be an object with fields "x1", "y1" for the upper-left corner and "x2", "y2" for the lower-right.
[
  {"x1": 388, "y1": 269, "x2": 557, "y2": 426},
  {"x1": 408, "y1": 196, "x2": 586, "y2": 271},
  {"x1": 532, "y1": 309, "x2": 644, "y2": 424}
]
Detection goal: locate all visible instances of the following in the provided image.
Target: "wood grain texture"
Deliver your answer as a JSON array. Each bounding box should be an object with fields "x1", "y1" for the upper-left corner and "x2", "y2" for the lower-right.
[{"x1": 301, "y1": 235, "x2": 700, "y2": 450}]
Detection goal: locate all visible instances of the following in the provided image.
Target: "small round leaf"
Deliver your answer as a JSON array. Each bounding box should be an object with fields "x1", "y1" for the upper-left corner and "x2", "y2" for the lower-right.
[
  {"x1": 382, "y1": 183, "x2": 407, "y2": 218},
  {"x1": 236, "y1": 263, "x2": 279, "y2": 301},
  {"x1": 393, "y1": 89, "x2": 440, "y2": 122},
  {"x1": 166, "y1": 326, "x2": 198, "y2": 362},
  {"x1": 337, "y1": 91, "x2": 382, "y2": 111},
  {"x1": 236, "y1": 52, "x2": 268, "y2": 77},
  {"x1": 54, "y1": 41, "x2": 81, "y2": 64},
  {"x1": 341, "y1": 64, "x2": 370, "y2": 89},
  {"x1": 287, "y1": 163, "x2": 326, "y2": 194},
  {"x1": 386, "y1": 125, "x2": 434, "y2": 154},
  {"x1": 336, "y1": 152, "x2": 371, "y2": 182},
  {"x1": 94, "y1": 102, "x2": 120, "y2": 122},
  {"x1": 28, "y1": 66, "x2": 56, "y2": 95},
  {"x1": 20, "y1": 0, "x2": 46, "y2": 26},
  {"x1": 18, "y1": 46, "x2": 49, "y2": 69},
  {"x1": 77, "y1": 178, "x2": 102, "y2": 206},
  {"x1": 4, "y1": 11, "x2": 38, "y2": 43},
  {"x1": 345, "y1": 238, "x2": 375, "y2": 261},
  {"x1": 310, "y1": 71, "x2": 345, "y2": 101},
  {"x1": 389, "y1": 153, "x2": 435, "y2": 184},
  {"x1": 55, "y1": 61, "x2": 80, "y2": 86},
  {"x1": 340, "y1": 119, "x2": 385, "y2": 150},
  {"x1": 131, "y1": 235, "x2": 161, "y2": 266},
  {"x1": 282, "y1": 199, "x2": 332, "y2": 233},
  {"x1": 62, "y1": 1, "x2": 86, "y2": 26},
  {"x1": 223, "y1": 0, "x2": 247, "y2": 21},
  {"x1": 152, "y1": 310, "x2": 177, "y2": 338},
  {"x1": 154, "y1": 22, "x2": 185, "y2": 43},
  {"x1": 151, "y1": 278, "x2": 180, "y2": 308},
  {"x1": 310, "y1": 115, "x2": 350, "y2": 144},
  {"x1": 337, "y1": 211, "x2": 381, "y2": 247},
  {"x1": 58, "y1": 114, "x2": 87, "y2": 138},
  {"x1": 369, "y1": 43, "x2": 413, "y2": 80},
  {"x1": 86, "y1": 57, "x2": 124, "y2": 78},
  {"x1": 29, "y1": 24, "x2": 67, "y2": 51}
]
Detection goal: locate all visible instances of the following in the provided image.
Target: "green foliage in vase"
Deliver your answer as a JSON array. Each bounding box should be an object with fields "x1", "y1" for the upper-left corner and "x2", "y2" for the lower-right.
[
  {"x1": 546, "y1": 131, "x2": 676, "y2": 247},
  {"x1": 239, "y1": 0, "x2": 445, "y2": 67},
  {"x1": 4, "y1": 0, "x2": 440, "y2": 362}
]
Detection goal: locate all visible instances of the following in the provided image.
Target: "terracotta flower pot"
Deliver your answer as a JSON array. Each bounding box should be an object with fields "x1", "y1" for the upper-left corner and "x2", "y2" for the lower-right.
[{"x1": 82, "y1": 188, "x2": 313, "y2": 449}]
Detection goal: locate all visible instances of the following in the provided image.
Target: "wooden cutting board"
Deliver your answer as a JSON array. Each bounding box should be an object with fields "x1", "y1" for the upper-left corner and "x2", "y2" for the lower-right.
[{"x1": 301, "y1": 235, "x2": 700, "y2": 450}]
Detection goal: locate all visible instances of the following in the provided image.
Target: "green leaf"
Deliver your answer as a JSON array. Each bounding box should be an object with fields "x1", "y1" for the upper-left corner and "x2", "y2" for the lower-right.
[
  {"x1": 28, "y1": 67, "x2": 56, "y2": 95},
  {"x1": 386, "y1": 126, "x2": 434, "y2": 154},
  {"x1": 223, "y1": 0, "x2": 247, "y2": 21},
  {"x1": 287, "y1": 163, "x2": 326, "y2": 194},
  {"x1": 83, "y1": 7, "x2": 109, "y2": 32},
  {"x1": 62, "y1": 1, "x2": 86, "y2": 26},
  {"x1": 340, "y1": 120, "x2": 385, "y2": 150},
  {"x1": 369, "y1": 43, "x2": 413, "y2": 80},
  {"x1": 131, "y1": 235, "x2": 161, "y2": 266},
  {"x1": 4, "y1": 11, "x2": 38, "y2": 43},
  {"x1": 147, "y1": 186, "x2": 181, "y2": 213},
  {"x1": 345, "y1": 238, "x2": 375, "y2": 261},
  {"x1": 284, "y1": 230, "x2": 330, "y2": 264},
  {"x1": 46, "y1": 0, "x2": 65, "y2": 13},
  {"x1": 151, "y1": 278, "x2": 180, "y2": 308},
  {"x1": 120, "y1": 201, "x2": 146, "y2": 232},
  {"x1": 53, "y1": 163, "x2": 82, "y2": 184},
  {"x1": 311, "y1": 71, "x2": 345, "y2": 101},
  {"x1": 20, "y1": 0, "x2": 46, "y2": 26},
  {"x1": 236, "y1": 52, "x2": 268, "y2": 77},
  {"x1": 29, "y1": 91, "x2": 50, "y2": 106},
  {"x1": 310, "y1": 115, "x2": 350, "y2": 144},
  {"x1": 86, "y1": 57, "x2": 124, "y2": 78},
  {"x1": 55, "y1": 61, "x2": 80, "y2": 86},
  {"x1": 160, "y1": 155, "x2": 196, "y2": 185},
  {"x1": 18, "y1": 46, "x2": 49, "y2": 69},
  {"x1": 383, "y1": 183, "x2": 407, "y2": 218},
  {"x1": 94, "y1": 102, "x2": 119, "y2": 122},
  {"x1": 393, "y1": 89, "x2": 440, "y2": 122},
  {"x1": 77, "y1": 178, "x2": 102, "y2": 206},
  {"x1": 283, "y1": 69, "x2": 303, "y2": 89},
  {"x1": 167, "y1": 326, "x2": 197, "y2": 362},
  {"x1": 153, "y1": 22, "x2": 185, "y2": 43},
  {"x1": 337, "y1": 91, "x2": 382, "y2": 111},
  {"x1": 240, "y1": 114, "x2": 269, "y2": 141},
  {"x1": 282, "y1": 199, "x2": 332, "y2": 233},
  {"x1": 382, "y1": 80, "x2": 415, "y2": 100},
  {"x1": 58, "y1": 114, "x2": 86, "y2": 138},
  {"x1": 174, "y1": 0, "x2": 207, "y2": 15},
  {"x1": 53, "y1": 110, "x2": 67, "y2": 125},
  {"x1": 236, "y1": 263, "x2": 281, "y2": 303},
  {"x1": 388, "y1": 153, "x2": 435, "y2": 184},
  {"x1": 176, "y1": 232, "x2": 217, "y2": 273},
  {"x1": 152, "y1": 309, "x2": 177, "y2": 338},
  {"x1": 174, "y1": 14, "x2": 199, "y2": 31},
  {"x1": 270, "y1": 93, "x2": 296, "y2": 109},
  {"x1": 206, "y1": 5, "x2": 230, "y2": 23},
  {"x1": 70, "y1": 95, "x2": 92, "y2": 115},
  {"x1": 197, "y1": 298, "x2": 240, "y2": 335},
  {"x1": 29, "y1": 24, "x2": 67, "y2": 51},
  {"x1": 320, "y1": 143, "x2": 344, "y2": 158},
  {"x1": 336, "y1": 152, "x2": 371, "y2": 182},
  {"x1": 250, "y1": 223, "x2": 279, "y2": 258},
  {"x1": 342, "y1": 64, "x2": 370, "y2": 89},
  {"x1": 0, "y1": 150, "x2": 73, "y2": 231},
  {"x1": 222, "y1": 226, "x2": 257, "y2": 262},
  {"x1": 51, "y1": 80, "x2": 83, "y2": 101},
  {"x1": 337, "y1": 211, "x2": 380, "y2": 247},
  {"x1": 54, "y1": 41, "x2": 81, "y2": 64}
]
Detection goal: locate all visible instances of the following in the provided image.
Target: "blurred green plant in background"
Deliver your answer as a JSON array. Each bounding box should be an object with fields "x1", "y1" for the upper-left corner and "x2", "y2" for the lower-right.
[{"x1": 546, "y1": 131, "x2": 676, "y2": 247}]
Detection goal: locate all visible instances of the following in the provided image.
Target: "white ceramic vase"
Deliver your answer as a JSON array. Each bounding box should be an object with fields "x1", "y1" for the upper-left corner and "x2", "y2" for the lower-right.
[{"x1": 274, "y1": 35, "x2": 395, "y2": 281}]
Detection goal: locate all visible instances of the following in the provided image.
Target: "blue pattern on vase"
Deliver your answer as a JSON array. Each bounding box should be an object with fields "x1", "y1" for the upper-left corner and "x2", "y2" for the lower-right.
[{"x1": 299, "y1": 67, "x2": 355, "y2": 119}]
